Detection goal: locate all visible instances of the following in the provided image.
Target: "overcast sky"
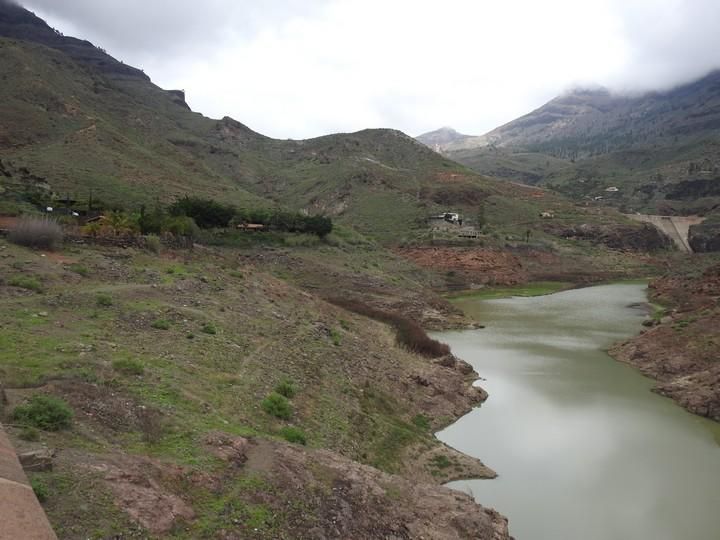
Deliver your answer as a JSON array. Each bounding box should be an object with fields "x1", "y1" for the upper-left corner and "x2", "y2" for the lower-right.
[{"x1": 21, "y1": 0, "x2": 720, "y2": 139}]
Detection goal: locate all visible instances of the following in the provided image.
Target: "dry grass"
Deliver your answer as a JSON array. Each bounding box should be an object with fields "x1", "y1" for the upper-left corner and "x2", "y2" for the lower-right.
[
  {"x1": 8, "y1": 216, "x2": 63, "y2": 250},
  {"x1": 329, "y1": 298, "x2": 450, "y2": 358}
]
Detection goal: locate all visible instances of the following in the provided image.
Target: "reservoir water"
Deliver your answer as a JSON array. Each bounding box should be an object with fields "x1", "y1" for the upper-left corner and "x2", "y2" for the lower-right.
[{"x1": 436, "y1": 283, "x2": 720, "y2": 540}]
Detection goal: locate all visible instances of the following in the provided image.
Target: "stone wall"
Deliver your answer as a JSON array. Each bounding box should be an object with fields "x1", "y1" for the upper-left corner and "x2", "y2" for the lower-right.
[{"x1": 0, "y1": 426, "x2": 57, "y2": 539}]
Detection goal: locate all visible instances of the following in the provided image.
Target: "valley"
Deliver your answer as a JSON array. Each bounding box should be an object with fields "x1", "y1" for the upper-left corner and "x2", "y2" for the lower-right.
[{"x1": 0, "y1": 1, "x2": 719, "y2": 539}]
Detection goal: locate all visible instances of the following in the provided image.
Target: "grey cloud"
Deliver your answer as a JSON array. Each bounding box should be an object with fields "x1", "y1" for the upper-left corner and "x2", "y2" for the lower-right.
[
  {"x1": 15, "y1": 1, "x2": 720, "y2": 138},
  {"x1": 609, "y1": 0, "x2": 720, "y2": 93},
  {"x1": 23, "y1": 0, "x2": 327, "y2": 58}
]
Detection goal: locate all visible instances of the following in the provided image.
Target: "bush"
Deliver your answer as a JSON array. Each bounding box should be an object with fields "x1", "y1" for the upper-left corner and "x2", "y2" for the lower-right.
[
  {"x1": 279, "y1": 426, "x2": 307, "y2": 445},
  {"x1": 68, "y1": 264, "x2": 89, "y2": 276},
  {"x1": 169, "y1": 197, "x2": 236, "y2": 229},
  {"x1": 328, "y1": 298, "x2": 451, "y2": 358},
  {"x1": 8, "y1": 275, "x2": 43, "y2": 292},
  {"x1": 12, "y1": 395, "x2": 73, "y2": 431},
  {"x1": 83, "y1": 211, "x2": 140, "y2": 237},
  {"x1": 112, "y1": 358, "x2": 145, "y2": 376},
  {"x1": 138, "y1": 205, "x2": 166, "y2": 235},
  {"x1": 163, "y1": 215, "x2": 199, "y2": 238},
  {"x1": 201, "y1": 323, "x2": 217, "y2": 335},
  {"x1": 394, "y1": 318, "x2": 450, "y2": 357},
  {"x1": 8, "y1": 217, "x2": 63, "y2": 250},
  {"x1": 275, "y1": 379, "x2": 296, "y2": 399},
  {"x1": 151, "y1": 319, "x2": 171, "y2": 330},
  {"x1": 329, "y1": 328, "x2": 342, "y2": 347},
  {"x1": 96, "y1": 293, "x2": 113, "y2": 307},
  {"x1": 261, "y1": 392, "x2": 292, "y2": 420},
  {"x1": 145, "y1": 234, "x2": 161, "y2": 254},
  {"x1": 30, "y1": 477, "x2": 49, "y2": 503}
]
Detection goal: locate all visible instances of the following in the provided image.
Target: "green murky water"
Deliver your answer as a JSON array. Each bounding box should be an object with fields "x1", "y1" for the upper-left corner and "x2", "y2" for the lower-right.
[{"x1": 436, "y1": 283, "x2": 720, "y2": 540}]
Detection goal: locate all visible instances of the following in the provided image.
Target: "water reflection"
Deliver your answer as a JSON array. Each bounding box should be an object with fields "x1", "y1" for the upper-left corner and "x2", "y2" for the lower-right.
[{"x1": 436, "y1": 284, "x2": 720, "y2": 540}]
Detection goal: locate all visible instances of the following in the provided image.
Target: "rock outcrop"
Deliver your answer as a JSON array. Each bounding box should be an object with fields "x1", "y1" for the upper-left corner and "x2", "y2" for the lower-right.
[{"x1": 610, "y1": 264, "x2": 720, "y2": 420}]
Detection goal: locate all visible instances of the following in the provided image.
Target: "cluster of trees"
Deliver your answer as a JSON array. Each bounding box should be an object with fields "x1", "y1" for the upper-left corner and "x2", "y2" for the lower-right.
[
  {"x1": 165, "y1": 197, "x2": 333, "y2": 237},
  {"x1": 63, "y1": 196, "x2": 332, "y2": 240}
]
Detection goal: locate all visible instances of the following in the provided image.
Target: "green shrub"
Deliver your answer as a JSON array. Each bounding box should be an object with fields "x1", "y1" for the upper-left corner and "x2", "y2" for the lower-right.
[
  {"x1": 112, "y1": 358, "x2": 145, "y2": 376},
  {"x1": 430, "y1": 455, "x2": 452, "y2": 469},
  {"x1": 261, "y1": 392, "x2": 292, "y2": 420},
  {"x1": 201, "y1": 323, "x2": 217, "y2": 335},
  {"x1": 275, "y1": 379, "x2": 296, "y2": 399},
  {"x1": 12, "y1": 395, "x2": 73, "y2": 431},
  {"x1": 151, "y1": 319, "x2": 171, "y2": 330},
  {"x1": 30, "y1": 477, "x2": 49, "y2": 503},
  {"x1": 8, "y1": 217, "x2": 63, "y2": 250},
  {"x1": 8, "y1": 275, "x2": 43, "y2": 292},
  {"x1": 169, "y1": 197, "x2": 236, "y2": 229},
  {"x1": 279, "y1": 426, "x2": 307, "y2": 445},
  {"x1": 96, "y1": 293, "x2": 113, "y2": 307},
  {"x1": 145, "y1": 234, "x2": 161, "y2": 254},
  {"x1": 68, "y1": 264, "x2": 89, "y2": 276},
  {"x1": 330, "y1": 328, "x2": 342, "y2": 347},
  {"x1": 163, "y1": 215, "x2": 199, "y2": 238}
]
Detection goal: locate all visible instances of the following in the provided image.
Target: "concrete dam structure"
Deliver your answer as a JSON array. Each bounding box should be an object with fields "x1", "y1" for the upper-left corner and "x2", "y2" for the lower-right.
[{"x1": 625, "y1": 214, "x2": 706, "y2": 253}]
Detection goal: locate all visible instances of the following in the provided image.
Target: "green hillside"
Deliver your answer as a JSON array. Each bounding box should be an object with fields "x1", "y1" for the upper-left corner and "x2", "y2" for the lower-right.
[{"x1": 0, "y1": 1, "x2": 660, "y2": 247}]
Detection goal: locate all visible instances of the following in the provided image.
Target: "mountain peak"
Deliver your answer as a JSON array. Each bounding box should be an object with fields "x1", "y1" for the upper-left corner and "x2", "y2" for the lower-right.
[{"x1": 416, "y1": 126, "x2": 472, "y2": 148}]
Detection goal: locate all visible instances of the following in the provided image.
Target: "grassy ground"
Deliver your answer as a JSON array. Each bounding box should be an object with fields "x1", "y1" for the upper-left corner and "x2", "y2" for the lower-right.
[{"x1": 0, "y1": 236, "x2": 484, "y2": 538}]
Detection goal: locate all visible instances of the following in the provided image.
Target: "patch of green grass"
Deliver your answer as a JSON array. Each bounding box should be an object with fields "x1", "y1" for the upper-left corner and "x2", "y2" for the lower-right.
[
  {"x1": 448, "y1": 281, "x2": 573, "y2": 300},
  {"x1": 112, "y1": 357, "x2": 145, "y2": 376},
  {"x1": 412, "y1": 414, "x2": 431, "y2": 431},
  {"x1": 151, "y1": 319, "x2": 171, "y2": 330},
  {"x1": 283, "y1": 233, "x2": 321, "y2": 247},
  {"x1": 275, "y1": 379, "x2": 296, "y2": 399},
  {"x1": 30, "y1": 477, "x2": 49, "y2": 502},
  {"x1": 430, "y1": 455, "x2": 452, "y2": 469},
  {"x1": 279, "y1": 426, "x2": 307, "y2": 445},
  {"x1": 359, "y1": 386, "x2": 426, "y2": 473},
  {"x1": 96, "y1": 293, "x2": 113, "y2": 307},
  {"x1": 68, "y1": 263, "x2": 90, "y2": 276},
  {"x1": 261, "y1": 392, "x2": 292, "y2": 420},
  {"x1": 8, "y1": 275, "x2": 43, "y2": 292},
  {"x1": 12, "y1": 395, "x2": 73, "y2": 431},
  {"x1": 329, "y1": 328, "x2": 342, "y2": 347},
  {"x1": 201, "y1": 322, "x2": 216, "y2": 335}
]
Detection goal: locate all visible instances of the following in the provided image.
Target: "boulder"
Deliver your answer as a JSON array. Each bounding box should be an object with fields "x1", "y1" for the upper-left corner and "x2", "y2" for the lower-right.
[{"x1": 18, "y1": 449, "x2": 54, "y2": 472}]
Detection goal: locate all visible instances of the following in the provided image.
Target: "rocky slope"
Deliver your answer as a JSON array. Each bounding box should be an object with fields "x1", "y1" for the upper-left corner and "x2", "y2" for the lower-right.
[
  {"x1": 422, "y1": 72, "x2": 720, "y2": 233},
  {"x1": 610, "y1": 262, "x2": 720, "y2": 420},
  {"x1": 416, "y1": 127, "x2": 472, "y2": 149},
  {"x1": 439, "y1": 73, "x2": 720, "y2": 158}
]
